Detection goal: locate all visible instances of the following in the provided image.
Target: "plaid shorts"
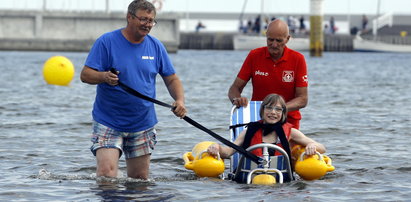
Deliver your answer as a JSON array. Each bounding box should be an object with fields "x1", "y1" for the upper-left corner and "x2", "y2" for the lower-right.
[{"x1": 90, "y1": 121, "x2": 157, "y2": 159}]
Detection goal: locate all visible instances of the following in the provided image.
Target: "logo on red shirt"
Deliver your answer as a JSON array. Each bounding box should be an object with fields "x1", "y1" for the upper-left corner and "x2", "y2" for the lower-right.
[
  {"x1": 282, "y1": 71, "x2": 294, "y2": 82},
  {"x1": 302, "y1": 75, "x2": 308, "y2": 82},
  {"x1": 255, "y1": 70, "x2": 268, "y2": 76}
]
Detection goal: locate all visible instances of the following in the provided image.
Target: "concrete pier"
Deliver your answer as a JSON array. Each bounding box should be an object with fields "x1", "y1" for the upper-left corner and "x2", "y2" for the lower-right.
[
  {"x1": 180, "y1": 32, "x2": 354, "y2": 51},
  {"x1": 0, "y1": 10, "x2": 180, "y2": 53},
  {"x1": 180, "y1": 32, "x2": 234, "y2": 50},
  {"x1": 1, "y1": 10, "x2": 410, "y2": 52},
  {"x1": 323, "y1": 35, "x2": 353, "y2": 51}
]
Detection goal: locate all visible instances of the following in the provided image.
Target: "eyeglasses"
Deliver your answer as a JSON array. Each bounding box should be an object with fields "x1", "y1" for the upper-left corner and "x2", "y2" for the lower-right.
[
  {"x1": 264, "y1": 106, "x2": 283, "y2": 113},
  {"x1": 130, "y1": 13, "x2": 157, "y2": 26}
]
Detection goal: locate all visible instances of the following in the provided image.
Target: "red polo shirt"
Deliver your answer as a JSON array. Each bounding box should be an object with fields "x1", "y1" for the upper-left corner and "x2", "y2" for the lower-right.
[{"x1": 237, "y1": 46, "x2": 308, "y2": 127}]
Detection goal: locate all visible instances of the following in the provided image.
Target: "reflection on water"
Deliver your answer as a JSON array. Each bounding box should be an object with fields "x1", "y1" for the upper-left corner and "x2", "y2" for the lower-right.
[
  {"x1": 1, "y1": 50, "x2": 411, "y2": 201},
  {"x1": 92, "y1": 180, "x2": 161, "y2": 201}
]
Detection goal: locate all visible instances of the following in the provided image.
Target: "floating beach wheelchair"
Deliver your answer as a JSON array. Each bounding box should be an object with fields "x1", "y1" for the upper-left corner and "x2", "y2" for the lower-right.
[
  {"x1": 182, "y1": 101, "x2": 334, "y2": 184},
  {"x1": 229, "y1": 101, "x2": 293, "y2": 184}
]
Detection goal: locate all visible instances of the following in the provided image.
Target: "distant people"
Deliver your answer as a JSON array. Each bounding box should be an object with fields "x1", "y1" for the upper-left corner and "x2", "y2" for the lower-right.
[
  {"x1": 299, "y1": 16, "x2": 306, "y2": 34},
  {"x1": 195, "y1": 21, "x2": 206, "y2": 32},
  {"x1": 247, "y1": 19, "x2": 253, "y2": 33},
  {"x1": 228, "y1": 19, "x2": 308, "y2": 129},
  {"x1": 253, "y1": 15, "x2": 261, "y2": 34},
  {"x1": 324, "y1": 24, "x2": 331, "y2": 35},
  {"x1": 361, "y1": 14, "x2": 368, "y2": 33},
  {"x1": 287, "y1": 16, "x2": 296, "y2": 34},
  {"x1": 329, "y1": 17, "x2": 336, "y2": 34},
  {"x1": 239, "y1": 20, "x2": 248, "y2": 33},
  {"x1": 350, "y1": 26, "x2": 359, "y2": 35}
]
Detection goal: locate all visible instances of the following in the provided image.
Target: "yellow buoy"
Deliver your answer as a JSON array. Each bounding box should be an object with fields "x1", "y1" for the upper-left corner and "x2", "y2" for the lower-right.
[
  {"x1": 252, "y1": 174, "x2": 276, "y2": 185},
  {"x1": 182, "y1": 141, "x2": 225, "y2": 177},
  {"x1": 292, "y1": 145, "x2": 335, "y2": 181},
  {"x1": 295, "y1": 155, "x2": 327, "y2": 180},
  {"x1": 43, "y1": 56, "x2": 75, "y2": 86}
]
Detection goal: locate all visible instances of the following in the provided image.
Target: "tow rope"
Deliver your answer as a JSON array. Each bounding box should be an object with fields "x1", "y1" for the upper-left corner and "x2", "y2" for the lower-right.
[{"x1": 109, "y1": 68, "x2": 263, "y2": 165}]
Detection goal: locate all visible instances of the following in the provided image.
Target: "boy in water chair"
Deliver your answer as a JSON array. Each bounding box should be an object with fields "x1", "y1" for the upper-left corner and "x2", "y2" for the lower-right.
[{"x1": 207, "y1": 93, "x2": 326, "y2": 183}]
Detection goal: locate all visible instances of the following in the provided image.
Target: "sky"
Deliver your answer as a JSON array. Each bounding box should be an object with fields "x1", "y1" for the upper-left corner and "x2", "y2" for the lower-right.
[
  {"x1": 1, "y1": 0, "x2": 409, "y2": 32},
  {"x1": 163, "y1": 0, "x2": 411, "y2": 15},
  {"x1": 0, "y1": 0, "x2": 410, "y2": 15}
]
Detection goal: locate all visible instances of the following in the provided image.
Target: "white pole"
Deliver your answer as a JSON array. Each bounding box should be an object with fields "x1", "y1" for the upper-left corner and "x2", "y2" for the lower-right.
[
  {"x1": 185, "y1": 0, "x2": 190, "y2": 31},
  {"x1": 374, "y1": 0, "x2": 381, "y2": 38},
  {"x1": 260, "y1": 0, "x2": 264, "y2": 35},
  {"x1": 347, "y1": 0, "x2": 351, "y2": 32},
  {"x1": 239, "y1": 0, "x2": 248, "y2": 32}
]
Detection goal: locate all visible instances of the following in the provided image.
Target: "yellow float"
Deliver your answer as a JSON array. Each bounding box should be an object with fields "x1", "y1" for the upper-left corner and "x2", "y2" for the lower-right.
[
  {"x1": 182, "y1": 141, "x2": 225, "y2": 178},
  {"x1": 292, "y1": 145, "x2": 335, "y2": 180},
  {"x1": 43, "y1": 56, "x2": 75, "y2": 86},
  {"x1": 251, "y1": 174, "x2": 276, "y2": 185}
]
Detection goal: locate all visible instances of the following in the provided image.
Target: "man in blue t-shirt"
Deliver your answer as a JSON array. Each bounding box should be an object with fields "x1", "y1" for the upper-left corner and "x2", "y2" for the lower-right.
[{"x1": 80, "y1": 0, "x2": 186, "y2": 180}]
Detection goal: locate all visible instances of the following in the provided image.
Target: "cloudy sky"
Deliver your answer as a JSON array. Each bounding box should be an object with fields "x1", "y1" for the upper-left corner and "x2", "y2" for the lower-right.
[{"x1": 0, "y1": 0, "x2": 410, "y2": 15}]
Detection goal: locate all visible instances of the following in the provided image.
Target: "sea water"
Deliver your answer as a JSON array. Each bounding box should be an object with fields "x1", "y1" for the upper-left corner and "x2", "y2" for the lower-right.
[{"x1": 1, "y1": 50, "x2": 410, "y2": 201}]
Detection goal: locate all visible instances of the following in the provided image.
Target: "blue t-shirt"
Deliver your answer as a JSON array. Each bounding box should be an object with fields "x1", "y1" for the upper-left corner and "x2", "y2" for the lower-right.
[{"x1": 85, "y1": 28, "x2": 176, "y2": 132}]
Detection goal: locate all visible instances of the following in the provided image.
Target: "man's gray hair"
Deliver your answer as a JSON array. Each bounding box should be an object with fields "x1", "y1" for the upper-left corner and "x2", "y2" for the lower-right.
[{"x1": 128, "y1": 0, "x2": 156, "y2": 16}]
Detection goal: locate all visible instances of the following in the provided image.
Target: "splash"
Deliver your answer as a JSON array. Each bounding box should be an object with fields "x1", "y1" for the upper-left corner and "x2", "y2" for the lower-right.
[
  {"x1": 34, "y1": 168, "x2": 156, "y2": 184},
  {"x1": 34, "y1": 168, "x2": 98, "y2": 181}
]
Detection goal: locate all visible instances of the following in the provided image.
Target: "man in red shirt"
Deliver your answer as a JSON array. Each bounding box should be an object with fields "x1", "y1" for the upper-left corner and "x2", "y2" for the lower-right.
[{"x1": 228, "y1": 19, "x2": 308, "y2": 129}]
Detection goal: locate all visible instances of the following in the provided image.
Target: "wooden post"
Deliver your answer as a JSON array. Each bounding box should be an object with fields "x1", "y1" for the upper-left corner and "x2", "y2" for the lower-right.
[{"x1": 310, "y1": 0, "x2": 324, "y2": 57}]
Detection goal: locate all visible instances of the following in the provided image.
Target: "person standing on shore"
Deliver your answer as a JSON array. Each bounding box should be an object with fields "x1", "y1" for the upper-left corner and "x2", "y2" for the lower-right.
[
  {"x1": 299, "y1": 16, "x2": 306, "y2": 34},
  {"x1": 329, "y1": 16, "x2": 336, "y2": 34},
  {"x1": 362, "y1": 14, "x2": 368, "y2": 32},
  {"x1": 80, "y1": 0, "x2": 186, "y2": 180},
  {"x1": 228, "y1": 19, "x2": 308, "y2": 129}
]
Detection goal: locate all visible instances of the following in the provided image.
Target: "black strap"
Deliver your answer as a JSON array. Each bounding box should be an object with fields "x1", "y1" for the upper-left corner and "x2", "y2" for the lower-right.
[
  {"x1": 273, "y1": 124, "x2": 295, "y2": 181},
  {"x1": 229, "y1": 123, "x2": 249, "y2": 139},
  {"x1": 229, "y1": 123, "x2": 248, "y2": 130},
  {"x1": 241, "y1": 122, "x2": 261, "y2": 149},
  {"x1": 109, "y1": 68, "x2": 262, "y2": 164}
]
